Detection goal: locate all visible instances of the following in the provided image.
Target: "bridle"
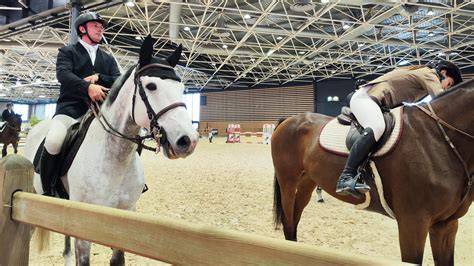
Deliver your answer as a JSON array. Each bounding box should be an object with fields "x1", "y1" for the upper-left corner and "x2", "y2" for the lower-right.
[
  {"x1": 417, "y1": 102, "x2": 473, "y2": 205},
  {"x1": 91, "y1": 63, "x2": 186, "y2": 153}
]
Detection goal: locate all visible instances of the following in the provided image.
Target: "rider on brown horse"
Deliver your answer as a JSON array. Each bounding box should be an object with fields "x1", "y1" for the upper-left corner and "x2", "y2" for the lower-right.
[{"x1": 336, "y1": 60, "x2": 463, "y2": 198}]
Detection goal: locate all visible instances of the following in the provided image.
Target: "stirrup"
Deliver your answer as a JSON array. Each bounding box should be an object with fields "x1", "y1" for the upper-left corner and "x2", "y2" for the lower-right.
[{"x1": 336, "y1": 174, "x2": 370, "y2": 199}]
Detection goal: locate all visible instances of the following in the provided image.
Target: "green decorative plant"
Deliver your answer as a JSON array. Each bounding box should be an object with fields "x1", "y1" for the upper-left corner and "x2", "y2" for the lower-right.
[{"x1": 29, "y1": 116, "x2": 42, "y2": 127}]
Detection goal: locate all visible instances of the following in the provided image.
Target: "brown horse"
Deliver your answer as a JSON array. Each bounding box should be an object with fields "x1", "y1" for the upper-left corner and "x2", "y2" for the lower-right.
[
  {"x1": 272, "y1": 80, "x2": 473, "y2": 265},
  {"x1": 0, "y1": 114, "x2": 22, "y2": 157}
]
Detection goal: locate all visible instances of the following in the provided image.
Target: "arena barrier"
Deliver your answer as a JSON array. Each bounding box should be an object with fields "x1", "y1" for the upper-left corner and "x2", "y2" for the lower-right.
[
  {"x1": 241, "y1": 131, "x2": 264, "y2": 144},
  {"x1": 0, "y1": 155, "x2": 404, "y2": 265}
]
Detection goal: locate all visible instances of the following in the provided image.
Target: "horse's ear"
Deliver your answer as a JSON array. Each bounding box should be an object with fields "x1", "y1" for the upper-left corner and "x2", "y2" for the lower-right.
[
  {"x1": 139, "y1": 34, "x2": 154, "y2": 68},
  {"x1": 166, "y1": 44, "x2": 182, "y2": 67}
]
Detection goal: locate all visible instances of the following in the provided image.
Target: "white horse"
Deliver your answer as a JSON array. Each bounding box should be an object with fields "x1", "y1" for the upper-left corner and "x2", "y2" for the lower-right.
[{"x1": 24, "y1": 35, "x2": 198, "y2": 265}]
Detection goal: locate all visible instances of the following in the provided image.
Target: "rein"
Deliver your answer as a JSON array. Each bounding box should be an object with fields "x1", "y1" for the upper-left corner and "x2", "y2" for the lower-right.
[
  {"x1": 90, "y1": 63, "x2": 186, "y2": 153},
  {"x1": 416, "y1": 102, "x2": 473, "y2": 206}
]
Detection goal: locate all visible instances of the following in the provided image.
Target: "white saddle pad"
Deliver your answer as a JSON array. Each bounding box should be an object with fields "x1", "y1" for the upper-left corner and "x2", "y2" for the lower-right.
[{"x1": 319, "y1": 106, "x2": 403, "y2": 157}]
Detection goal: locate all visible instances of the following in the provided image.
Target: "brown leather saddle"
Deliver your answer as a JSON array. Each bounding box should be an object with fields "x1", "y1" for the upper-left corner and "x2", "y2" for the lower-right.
[{"x1": 33, "y1": 111, "x2": 96, "y2": 199}]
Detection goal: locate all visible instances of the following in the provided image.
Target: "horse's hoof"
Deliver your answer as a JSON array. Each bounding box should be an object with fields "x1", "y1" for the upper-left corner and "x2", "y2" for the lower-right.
[{"x1": 317, "y1": 199, "x2": 325, "y2": 203}]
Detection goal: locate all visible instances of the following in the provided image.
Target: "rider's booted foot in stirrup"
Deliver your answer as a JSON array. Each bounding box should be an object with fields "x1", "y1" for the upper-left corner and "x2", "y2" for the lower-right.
[
  {"x1": 336, "y1": 127, "x2": 376, "y2": 198},
  {"x1": 40, "y1": 149, "x2": 59, "y2": 197}
]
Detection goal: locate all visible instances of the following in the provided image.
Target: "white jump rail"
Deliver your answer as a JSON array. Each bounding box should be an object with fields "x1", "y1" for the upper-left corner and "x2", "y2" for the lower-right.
[{"x1": 0, "y1": 155, "x2": 407, "y2": 265}]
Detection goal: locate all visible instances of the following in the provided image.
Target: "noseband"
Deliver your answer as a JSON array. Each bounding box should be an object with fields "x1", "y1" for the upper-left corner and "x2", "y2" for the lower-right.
[
  {"x1": 91, "y1": 63, "x2": 186, "y2": 153},
  {"x1": 131, "y1": 63, "x2": 186, "y2": 152}
]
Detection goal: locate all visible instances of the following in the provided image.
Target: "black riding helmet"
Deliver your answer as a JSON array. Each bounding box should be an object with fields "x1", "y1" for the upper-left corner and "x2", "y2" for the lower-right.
[
  {"x1": 436, "y1": 60, "x2": 463, "y2": 85},
  {"x1": 75, "y1": 11, "x2": 106, "y2": 36}
]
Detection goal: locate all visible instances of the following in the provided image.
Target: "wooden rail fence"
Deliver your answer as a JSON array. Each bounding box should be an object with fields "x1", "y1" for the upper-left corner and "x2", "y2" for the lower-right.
[{"x1": 0, "y1": 155, "x2": 406, "y2": 265}]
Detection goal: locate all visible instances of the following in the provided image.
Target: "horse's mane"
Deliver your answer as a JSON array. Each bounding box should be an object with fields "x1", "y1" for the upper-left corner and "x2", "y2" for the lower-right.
[
  {"x1": 430, "y1": 79, "x2": 473, "y2": 102},
  {"x1": 106, "y1": 64, "x2": 137, "y2": 105}
]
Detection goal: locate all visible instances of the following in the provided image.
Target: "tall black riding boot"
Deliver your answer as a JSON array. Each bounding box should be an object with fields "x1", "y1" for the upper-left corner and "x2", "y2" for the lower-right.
[
  {"x1": 336, "y1": 127, "x2": 376, "y2": 198},
  {"x1": 40, "y1": 149, "x2": 59, "y2": 197}
]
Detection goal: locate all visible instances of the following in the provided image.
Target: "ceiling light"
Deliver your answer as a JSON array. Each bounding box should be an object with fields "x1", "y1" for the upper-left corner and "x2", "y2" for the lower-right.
[
  {"x1": 290, "y1": 0, "x2": 315, "y2": 12},
  {"x1": 358, "y1": 43, "x2": 365, "y2": 47},
  {"x1": 438, "y1": 52, "x2": 445, "y2": 57},
  {"x1": 426, "y1": 8, "x2": 434, "y2": 16},
  {"x1": 321, "y1": 0, "x2": 330, "y2": 3},
  {"x1": 183, "y1": 26, "x2": 190, "y2": 31},
  {"x1": 273, "y1": 67, "x2": 278, "y2": 70},
  {"x1": 291, "y1": 74, "x2": 296, "y2": 77},
  {"x1": 0, "y1": 84, "x2": 3, "y2": 89},
  {"x1": 124, "y1": 0, "x2": 135, "y2": 7},
  {"x1": 398, "y1": 60, "x2": 410, "y2": 66},
  {"x1": 250, "y1": 58, "x2": 255, "y2": 62},
  {"x1": 342, "y1": 24, "x2": 350, "y2": 30},
  {"x1": 135, "y1": 36, "x2": 141, "y2": 40},
  {"x1": 427, "y1": 32, "x2": 434, "y2": 37},
  {"x1": 53, "y1": 79, "x2": 58, "y2": 83},
  {"x1": 222, "y1": 44, "x2": 228, "y2": 49},
  {"x1": 267, "y1": 49, "x2": 275, "y2": 56},
  {"x1": 0, "y1": 93, "x2": 6, "y2": 97},
  {"x1": 211, "y1": 63, "x2": 216, "y2": 66},
  {"x1": 39, "y1": 95, "x2": 46, "y2": 98},
  {"x1": 243, "y1": 14, "x2": 251, "y2": 19},
  {"x1": 16, "y1": 81, "x2": 21, "y2": 86},
  {"x1": 331, "y1": 70, "x2": 336, "y2": 73},
  {"x1": 24, "y1": 90, "x2": 33, "y2": 94},
  {"x1": 299, "y1": 51, "x2": 305, "y2": 54},
  {"x1": 276, "y1": 36, "x2": 283, "y2": 40},
  {"x1": 36, "y1": 78, "x2": 42, "y2": 83},
  {"x1": 318, "y1": 62, "x2": 323, "y2": 66},
  {"x1": 327, "y1": 96, "x2": 333, "y2": 101}
]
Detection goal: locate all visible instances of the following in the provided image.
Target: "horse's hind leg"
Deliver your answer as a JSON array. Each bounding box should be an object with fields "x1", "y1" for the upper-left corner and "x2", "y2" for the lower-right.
[
  {"x1": 315, "y1": 186, "x2": 324, "y2": 203},
  {"x1": 75, "y1": 238, "x2": 91, "y2": 266},
  {"x1": 429, "y1": 219, "x2": 458, "y2": 266},
  {"x1": 294, "y1": 174, "x2": 317, "y2": 231},
  {"x1": 63, "y1": 236, "x2": 73, "y2": 266},
  {"x1": 110, "y1": 249, "x2": 125, "y2": 266},
  {"x1": 2, "y1": 145, "x2": 6, "y2": 157},
  {"x1": 279, "y1": 181, "x2": 298, "y2": 241}
]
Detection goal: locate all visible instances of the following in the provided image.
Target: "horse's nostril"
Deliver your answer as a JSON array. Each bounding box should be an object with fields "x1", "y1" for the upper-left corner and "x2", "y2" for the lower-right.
[{"x1": 177, "y1": 135, "x2": 191, "y2": 148}]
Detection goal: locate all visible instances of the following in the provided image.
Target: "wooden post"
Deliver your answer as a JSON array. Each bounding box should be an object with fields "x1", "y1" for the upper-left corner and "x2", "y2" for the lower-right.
[{"x1": 0, "y1": 154, "x2": 35, "y2": 266}]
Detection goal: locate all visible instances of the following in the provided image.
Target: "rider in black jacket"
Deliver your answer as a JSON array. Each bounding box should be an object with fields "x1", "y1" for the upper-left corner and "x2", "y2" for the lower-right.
[{"x1": 40, "y1": 11, "x2": 121, "y2": 196}]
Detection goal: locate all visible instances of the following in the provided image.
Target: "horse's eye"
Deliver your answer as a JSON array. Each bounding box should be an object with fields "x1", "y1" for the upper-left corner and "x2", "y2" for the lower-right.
[{"x1": 146, "y1": 83, "x2": 157, "y2": 91}]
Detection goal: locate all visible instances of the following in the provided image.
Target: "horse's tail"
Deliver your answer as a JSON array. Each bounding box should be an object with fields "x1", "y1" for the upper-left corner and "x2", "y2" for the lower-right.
[
  {"x1": 32, "y1": 226, "x2": 51, "y2": 253},
  {"x1": 273, "y1": 173, "x2": 283, "y2": 229}
]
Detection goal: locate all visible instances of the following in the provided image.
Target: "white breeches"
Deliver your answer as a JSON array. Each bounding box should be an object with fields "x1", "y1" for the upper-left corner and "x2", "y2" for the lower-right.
[
  {"x1": 44, "y1": 114, "x2": 80, "y2": 155},
  {"x1": 349, "y1": 86, "x2": 385, "y2": 141}
]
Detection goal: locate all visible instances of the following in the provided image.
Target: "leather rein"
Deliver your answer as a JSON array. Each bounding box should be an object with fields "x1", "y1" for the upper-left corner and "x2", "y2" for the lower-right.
[
  {"x1": 416, "y1": 102, "x2": 473, "y2": 205},
  {"x1": 90, "y1": 63, "x2": 186, "y2": 153}
]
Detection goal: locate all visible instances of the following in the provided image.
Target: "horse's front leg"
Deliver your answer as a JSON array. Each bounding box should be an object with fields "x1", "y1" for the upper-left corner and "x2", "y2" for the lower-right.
[
  {"x1": 13, "y1": 141, "x2": 18, "y2": 154},
  {"x1": 397, "y1": 217, "x2": 429, "y2": 264},
  {"x1": 429, "y1": 219, "x2": 458, "y2": 266},
  {"x1": 75, "y1": 238, "x2": 91, "y2": 266},
  {"x1": 2, "y1": 144, "x2": 7, "y2": 157},
  {"x1": 110, "y1": 249, "x2": 125, "y2": 266}
]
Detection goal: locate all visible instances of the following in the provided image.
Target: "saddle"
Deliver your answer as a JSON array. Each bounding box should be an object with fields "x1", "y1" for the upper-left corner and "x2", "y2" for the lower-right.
[
  {"x1": 319, "y1": 106, "x2": 403, "y2": 157},
  {"x1": 0, "y1": 121, "x2": 7, "y2": 132},
  {"x1": 337, "y1": 106, "x2": 395, "y2": 152},
  {"x1": 33, "y1": 111, "x2": 96, "y2": 199}
]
